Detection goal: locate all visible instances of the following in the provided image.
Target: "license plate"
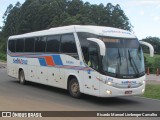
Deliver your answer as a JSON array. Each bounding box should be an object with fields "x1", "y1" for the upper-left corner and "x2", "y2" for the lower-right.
[{"x1": 125, "y1": 91, "x2": 132, "y2": 94}]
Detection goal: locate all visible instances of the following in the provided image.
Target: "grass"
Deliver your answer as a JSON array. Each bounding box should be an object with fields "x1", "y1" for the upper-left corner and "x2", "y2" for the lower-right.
[{"x1": 143, "y1": 84, "x2": 160, "y2": 100}]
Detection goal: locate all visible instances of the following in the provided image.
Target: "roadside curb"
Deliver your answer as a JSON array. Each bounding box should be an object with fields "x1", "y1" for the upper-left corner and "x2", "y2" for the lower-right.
[
  {"x1": 0, "y1": 61, "x2": 7, "y2": 65},
  {"x1": 0, "y1": 61, "x2": 7, "y2": 69}
]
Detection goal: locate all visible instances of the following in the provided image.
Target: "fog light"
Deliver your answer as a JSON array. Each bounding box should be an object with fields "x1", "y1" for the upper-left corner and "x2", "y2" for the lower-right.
[
  {"x1": 142, "y1": 81, "x2": 145, "y2": 84},
  {"x1": 107, "y1": 82, "x2": 112, "y2": 86},
  {"x1": 106, "y1": 90, "x2": 112, "y2": 94},
  {"x1": 142, "y1": 89, "x2": 145, "y2": 93}
]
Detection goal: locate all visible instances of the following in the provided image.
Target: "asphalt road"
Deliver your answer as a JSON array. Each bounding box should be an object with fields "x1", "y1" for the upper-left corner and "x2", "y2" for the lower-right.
[{"x1": 0, "y1": 63, "x2": 160, "y2": 120}]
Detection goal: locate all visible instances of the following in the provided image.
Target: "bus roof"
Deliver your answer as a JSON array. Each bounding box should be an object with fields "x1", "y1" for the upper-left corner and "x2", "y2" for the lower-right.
[{"x1": 9, "y1": 25, "x2": 136, "y2": 39}]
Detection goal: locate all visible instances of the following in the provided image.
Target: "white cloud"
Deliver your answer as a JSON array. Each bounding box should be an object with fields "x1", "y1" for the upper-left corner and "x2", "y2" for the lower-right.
[
  {"x1": 140, "y1": 10, "x2": 144, "y2": 16},
  {"x1": 154, "y1": 16, "x2": 160, "y2": 21}
]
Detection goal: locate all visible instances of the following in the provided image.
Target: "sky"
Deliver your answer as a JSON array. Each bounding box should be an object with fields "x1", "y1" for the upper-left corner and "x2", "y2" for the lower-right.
[{"x1": 0, "y1": 0, "x2": 160, "y2": 40}]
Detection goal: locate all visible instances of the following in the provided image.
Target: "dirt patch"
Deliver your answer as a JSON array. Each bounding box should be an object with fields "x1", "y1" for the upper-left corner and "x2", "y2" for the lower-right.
[{"x1": 146, "y1": 80, "x2": 160, "y2": 84}]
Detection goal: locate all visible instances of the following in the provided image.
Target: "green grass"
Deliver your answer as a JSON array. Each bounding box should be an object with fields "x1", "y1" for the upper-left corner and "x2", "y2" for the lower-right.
[
  {"x1": 0, "y1": 53, "x2": 6, "y2": 61},
  {"x1": 143, "y1": 84, "x2": 160, "y2": 100}
]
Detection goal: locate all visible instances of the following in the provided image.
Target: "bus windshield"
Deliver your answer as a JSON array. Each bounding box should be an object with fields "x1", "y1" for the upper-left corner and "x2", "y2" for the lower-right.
[{"x1": 101, "y1": 37, "x2": 145, "y2": 78}]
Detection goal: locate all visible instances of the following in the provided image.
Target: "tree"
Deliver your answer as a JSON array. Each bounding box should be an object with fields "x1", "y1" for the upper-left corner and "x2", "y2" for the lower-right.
[
  {"x1": 67, "y1": 0, "x2": 83, "y2": 16},
  {"x1": 2, "y1": 4, "x2": 13, "y2": 26},
  {"x1": 142, "y1": 37, "x2": 160, "y2": 54},
  {"x1": 107, "y1": 4, "x2": 132, "y2": 31}
]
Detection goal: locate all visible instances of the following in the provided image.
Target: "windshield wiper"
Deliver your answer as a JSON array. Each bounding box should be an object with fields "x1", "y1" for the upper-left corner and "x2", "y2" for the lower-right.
[
  {"x1": 128, "y1": 50, "x2": 139, "y2": 74},
  {"x1": 117, "y1": 48, "x2": 121, "y2": 65},
  {"x1": 117, "y1": 48, "x2": 121, "y2": 74}
]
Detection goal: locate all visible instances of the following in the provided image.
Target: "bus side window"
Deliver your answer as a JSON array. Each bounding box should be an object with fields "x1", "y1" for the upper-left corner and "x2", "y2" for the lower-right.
[
  {"x1": 46, "y1": 35, "x2": 60, "y2": 53},
  {"x1": 60, "y1": 33, "x2": 79, "y2": 59},
  {"x1": 35, "y1": 37, "x2": 46, "y2": 52},
  {"x1": 88, "y1": 46, "x2": 99, "y2": 71},
  {"x1": 16, "y1": 39, "x2": 25, "y2": 52},
  {"x1": 25, "y1": 38, "x2": 35, "y2": 52},
  {"x1": 8, "y1": 40, "x2": 16, "y2": 52}
]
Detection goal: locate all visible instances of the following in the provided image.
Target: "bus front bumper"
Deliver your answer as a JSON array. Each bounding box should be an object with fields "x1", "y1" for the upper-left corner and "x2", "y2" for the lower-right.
[{"x1": 99, "y1": 83, "x2": 145, "y2": 97}]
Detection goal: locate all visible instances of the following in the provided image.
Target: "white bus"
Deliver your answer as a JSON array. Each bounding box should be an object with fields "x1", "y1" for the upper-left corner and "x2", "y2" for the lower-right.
[{"x1": 7, "y1": 25, "x2": 154, "y2": 98}]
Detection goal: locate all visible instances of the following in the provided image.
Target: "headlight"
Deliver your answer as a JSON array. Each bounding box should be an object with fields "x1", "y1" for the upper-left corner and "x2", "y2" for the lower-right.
[
  {"x1": 139, "y1": 81, "x2": 145, "y2": 86},
  {"x1": 106, "y1": 90, "x2": 112, "y2": 94},
  {"x1": 107, "y1": 81, "x2": 112, "y2": 86}
]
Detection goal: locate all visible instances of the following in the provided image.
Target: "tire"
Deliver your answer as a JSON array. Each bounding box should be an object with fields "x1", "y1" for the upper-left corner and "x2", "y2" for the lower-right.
[
  {"x1": 68, "y1": 78, "x2": 81, "y2": 98},
  {"x1": 19, "y1": 70, "x2": 26, "y2": 85}
]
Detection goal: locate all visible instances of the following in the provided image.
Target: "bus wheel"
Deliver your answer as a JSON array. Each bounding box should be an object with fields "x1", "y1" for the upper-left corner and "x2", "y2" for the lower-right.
[
  {"x1": 19, "y1": 70, "x2": 26, "y2": 85},
  {"x1": 69, "y1": 78, "x2": 81, "y2": 98}
]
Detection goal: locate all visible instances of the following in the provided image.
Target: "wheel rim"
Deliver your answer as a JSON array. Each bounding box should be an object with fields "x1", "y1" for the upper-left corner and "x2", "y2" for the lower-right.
[{"x1": 71, "y1": 82, "x2": 79, "y2": 96}]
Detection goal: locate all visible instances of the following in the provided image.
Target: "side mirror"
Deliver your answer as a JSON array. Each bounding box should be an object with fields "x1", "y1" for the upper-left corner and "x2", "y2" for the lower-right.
[
  {"x1": 87, "y1": 38, "x2": 106, "y2": 56},
  {"x1": 139, "y1": 41, "x2": 154, "y2": 57}
]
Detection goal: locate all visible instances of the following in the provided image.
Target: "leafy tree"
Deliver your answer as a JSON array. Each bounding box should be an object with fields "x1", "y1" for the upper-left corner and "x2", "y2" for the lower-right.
[
  {"x1": 67, "y1": 0, "x2": 83, "y2": 16},
  {"x1": 142, "y1": 37, "x2": 160, "y2": 54},
  {"x1": 2, "y1": 4, "x2": 13, "y2": 26},
  {"x1": 2, "y1": 3, "x2": 21, "y2": 37}
]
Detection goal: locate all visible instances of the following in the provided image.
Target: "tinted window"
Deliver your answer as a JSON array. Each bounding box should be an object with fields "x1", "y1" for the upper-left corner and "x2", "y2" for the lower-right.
[
  {"x1": 25, "y1": 38, "x2": 35, "y2": 52},
  {"x1": 8, "y1": 40, "x2": 16, "y2": 52},
  {"x1": 16, "y1": 39, "x2": 24, "y2": 52},
  {"x1": 46, "y1": 35, "x2": 60, "y2": 52},
  {"x1": 77, "y1": 32, "x2": 97, "y2": 63},
  {"x1": 60, "y1": 34, "x2": 77, "y2": 53},
  {"x1": 88, "y1": 46, "x2": 99, "y2": 71},
  {"x1": 35, "y1": 37, "x2": 46, "y2": 52}
]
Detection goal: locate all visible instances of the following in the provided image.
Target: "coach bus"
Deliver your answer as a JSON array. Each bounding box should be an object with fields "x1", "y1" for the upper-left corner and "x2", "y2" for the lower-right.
[{"x1": 7, "y1": 25, "x2": 154, "y2": 98}]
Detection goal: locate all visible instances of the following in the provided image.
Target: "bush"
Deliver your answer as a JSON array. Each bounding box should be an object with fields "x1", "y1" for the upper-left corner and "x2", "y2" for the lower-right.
[
  {"x1": 154, "y1": 57, "x2": 160, "y2": 73},
  {"x1": 0, "y1": 53, "x2": 6, "y2": 61},
  {"x1": 0, "y1": 42, "x2": 7, "y2": 53},
  {"x1": 144, "y1": 53, "x2": 160, "y2": 74}
]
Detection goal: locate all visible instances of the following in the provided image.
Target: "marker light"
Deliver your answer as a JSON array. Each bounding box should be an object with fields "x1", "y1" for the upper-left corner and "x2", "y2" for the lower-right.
[
  {"x1": 142, "y1": 89, "x2": 145, "y2": 93},
  {"x1": 106, "y1": 90, "x2": 112, "y2": 94},
  {"x1": 142, "y1": 81, "x2": 145, "y2": 84}
]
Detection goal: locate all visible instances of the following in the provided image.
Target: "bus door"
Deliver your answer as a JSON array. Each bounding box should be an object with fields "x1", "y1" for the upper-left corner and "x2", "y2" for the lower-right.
[{"x1": 84, "y1": 43, "x2": 100, "y2": 96}]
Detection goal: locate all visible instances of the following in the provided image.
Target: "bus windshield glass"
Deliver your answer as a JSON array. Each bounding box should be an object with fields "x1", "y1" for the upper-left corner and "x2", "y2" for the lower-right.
[{"x1": 101, "y1": 37, "x2": 145, "y2": 78}]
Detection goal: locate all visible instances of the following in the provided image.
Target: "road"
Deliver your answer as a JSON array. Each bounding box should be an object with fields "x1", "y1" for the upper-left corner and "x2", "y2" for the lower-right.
[{"x1": 0, "y1": 63, "x2": 159, "y2": 120}]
